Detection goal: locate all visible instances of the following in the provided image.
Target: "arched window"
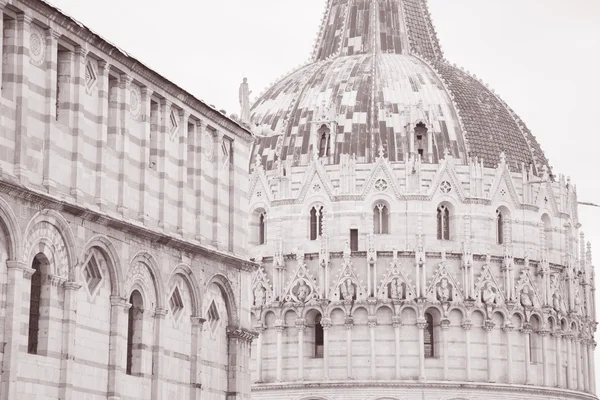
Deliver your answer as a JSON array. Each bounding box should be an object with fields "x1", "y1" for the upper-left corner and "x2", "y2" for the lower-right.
[
  {"x1": 415, "y1": 122, "x2": 427, "y2": 158},
  {"x1": 126, "y1": 290, "x2": 144, "y2": 376},
  {"x1": 259, "y1": 212, "x2": 266, "y2": 245},
  {"x1": 314, "y1": 314, "x2": 324, "y2": 358},
  {"x1": 373, "y1": 203, "x2": 389, "y2": 234},
  {"x1": 437, "y1": 205, "x2": 450, "y2": 240},
  {"x1": 310, "y1": 206, "x2": 324, "y2": 240},
  {"x1": 496, "y1": 209, "x2": 504, "y2": 245},
  {"x1": 318, "y1": 125, "x2": 330, "y2": 157},
  {"x1": 424, "y1": 312, "x2": 435, "y2": 358},
  {"x1": 27, "y1": 257, "x2": 43, "y2": 355}
]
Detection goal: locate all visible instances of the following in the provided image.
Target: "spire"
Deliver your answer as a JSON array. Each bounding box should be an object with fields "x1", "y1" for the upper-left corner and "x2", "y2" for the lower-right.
[{"x1": 313, "y1": 0, "x2": 443, "y2": 62}]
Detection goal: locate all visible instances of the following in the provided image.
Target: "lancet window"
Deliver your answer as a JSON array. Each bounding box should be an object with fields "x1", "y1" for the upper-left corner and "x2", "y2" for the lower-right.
[
  {"x1": 496, "y1": 209, "x2": 504, "y2": 245},
  {"x1": 437, "y1": 205, "x2": 450, "y2": 240},
  {"x1": 27, "y1": 257, "x2": 43, "y2": 355},
  {"x1": 310, "y1": 205, "x2": 324, "y2": 240},
  {"x1": 424, "y1": 312, "x2": 435, "y2": 358},
  {"x1": 314, "y1": 314, "x2": 324, "y2": 358},
  {"x1": 318, "y1": 125, "x2": 330, "y2": 158},
  {"x1": 126, "y1": 290, "x2": 144, "y2": 376},
  {"x1": 373, "y1": 203, "x2": 389, "y2": 234},
  {"x1": 259, "y1": 212, "x2": 266, "y2": 245}
]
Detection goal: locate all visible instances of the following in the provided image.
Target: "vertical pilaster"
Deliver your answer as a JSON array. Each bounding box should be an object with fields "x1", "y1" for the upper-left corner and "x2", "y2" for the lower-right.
[
  {"x1": 254, "y1": 326, "x2": 264, "y2": 383},
  {"x1": 322, "y1": 318, "x2": 331, "y2": 380},
  {"x1": 441, "y1": 319, "x2": 450, "y2": 380},
  {"x1": 345, "y1": 318, "x2": 353, "y2": 379},
  {"x1": 523, "y1": 327, "x2": 532, "y2": 385},
  {"x1": 94, "y1": 61, "x2": 110, "y2": 209},
  {"x1": 576, "y1": 337, "x2": 584, "y2": 390},
  {"x1": 13, "y1": 12, "x2": 32, "y2": 184},
  {"x1": 151, "y1": 308, "x2": 167, "y2": 400},
  {"x1": 43, "y1": 28, "x2": 60, "y2": 193},
  {"x1": 540, "y1": 330, "x2": 549, "y2": 386},
  {"x1": 296, "y1": 319, "x2": 305, "y2": 381},
  {"x1": 177, "y1": 110, "x2": 189, "y2": 236},
  {"x1": 463, "y1": 320, "x2": 473, "y2": 381},
  {"x1": 117, "y1": 74, "x2": 132, "y2": 217},
  {"x1": 226, "y1": 327, "x2": 255, "y2": 400},
  {"x1": 70, "y1": 46, "x2": 88, "y2": 200},
  {"x1": 417, "y1": 319, "x2": 426, "y2": 382},
  {"x1": 566, "y1": 334, "x2": 574, "y2": 389},
  {"x1": 275, "y1": 321, "x2": 284, "y2": 382},
  {"x1": 194, "y1": 119, "x2": 204, "y2": 242},
  {"x1": 368, "y1": 317, "x2": 377, "y2": 379},
  {"x1": 588, "y1": 341, "x2": 596, "y2": 393},
  {"x1": 137, "y1": 87, "x2": 153, "y2": 223},
  {"x1": 59, "y1": 281, "x2": 82, "y2": 399},
  {"x1": 1, "y1": 261, "x2": 34, "y2": 400},
  {"x1": 393, "y1": 317, "x2": 402, "y2": 380},
  {"x1": 554, "y1": 332, "x2": 563, "y2": 388},
  {"x1": 190, "y1": 316, "x2": 205, "y2": 400},
  {"x1": 503, "y1": 324, "x2": 513, "y2": 384},
  {"x1": 582, "y1": 340, "x2": 589, "y2": 392},
  {"x1": 107, "y1": 296, "x2": 129, "y2": 400},
  {"x1": 484, "y1": 321, "x2": 494, "y2": 382},
  {"x1": 158, "y1": 99, "x2": 171, "y2": 231}
]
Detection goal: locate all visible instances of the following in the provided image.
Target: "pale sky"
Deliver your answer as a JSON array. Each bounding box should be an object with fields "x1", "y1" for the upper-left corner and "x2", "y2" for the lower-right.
[{"x1": 47, "y1": 0, "x2": 600, "y2": 381}]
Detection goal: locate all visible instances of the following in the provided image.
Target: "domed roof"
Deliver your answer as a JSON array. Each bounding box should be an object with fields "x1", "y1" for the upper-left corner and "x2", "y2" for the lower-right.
[{"x1": 250, "y1": 0, "x2": 550, "y2": 175}]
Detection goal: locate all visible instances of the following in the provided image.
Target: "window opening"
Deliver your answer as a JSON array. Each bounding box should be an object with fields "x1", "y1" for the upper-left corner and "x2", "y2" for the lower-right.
[
  {"x1": 126, "y1": 290, "x2": 144, "y2": 376},
  {"x1": 424, "y1": 312, "x2": 434, "y2": 358},
  {"x1": 496, "y1": 209, "x2": 504, "y2": 245},
  {"x1": 373, "y1": 203, "x2": 389, "y2": 234},
  {"x1": 27, "y1": 257, "x2": 42, "y2": 355},
  {"x1": 310, "y1": 206, "x2": 323, "y2": 240},
  {"x1": 437, "y1": 205, "x2": 450, "y2": 240},
  {"x1": 314, "y1": 314, "x2": 324, "y2": 358},
  {"x1": 318, "y1": 125, "x2": 330, "y2": 157},
  {"x1": 259, "y1": 212, "x2": 266, "y2": 245},
  {"x1": 350, "y1": 229, "x2": 358, "y2": 252}
]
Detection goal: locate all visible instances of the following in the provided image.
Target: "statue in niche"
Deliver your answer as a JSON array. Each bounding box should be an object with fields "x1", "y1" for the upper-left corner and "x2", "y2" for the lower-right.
[
  {"x1": 574, "y1": 290, "x2": 583, "y2": 314},
  {"x1": 341, "y1": 278, "x2": 355, "y2": 301},
  {"x1": 254, "y1": 285, "x2": 266, "y2": 307},
  {"x1": 482, "y1": 282, "x2": 497, "y2": 305},
  {"x1": 296, "y1": 280, "x2": 311, "y2": 303},
  {"x1": 520, "y1": 286, "x2": 533, "y2": 308},
  {"x1": 390, "y1": 278, "x2": 405, "y2": 300},
  {"x1": 436, "y1": 278, "x2": 452, "y2": 302},
  {"x1": 552, "y1": 292, "x2": 565, "y2": 314}
]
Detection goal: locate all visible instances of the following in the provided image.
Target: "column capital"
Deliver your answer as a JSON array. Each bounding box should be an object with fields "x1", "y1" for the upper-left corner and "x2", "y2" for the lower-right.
[
  {"x1": 416, "y1": 319, "x2": 427, "y2": 330},
  {"x1": 191, "y1": 316, "x2": 206, "y2": 326},
  {"x1": 321, "y1": 317, "x2": 332, "y2": 329},
  {"x1": 274, "y1": 319, "x2": 285, "y2": 332},
  {"x1": 45, "y1": 27, "x2": 61, "y2": 41},
  {"x1": 552, "y1": 331, "x2": 563, "y2": 339},
  {"x1": 392, "y1": 316, "x2": 402, "y2": 328},
  {"x1": 63, "y1": 281, "x2": 82, "y2": 291},
  {"x1": 75, "y1": 45, "x2": 88, "y2": 62},
  {"x1": 110, "y1": 295, "x2": 130, "y2": 309},
  {"x1": 49, "y1": 274, "x2": 67, "y2": 287},
  {"x1": 461, "y1": 320, "x2": 473, "y2": 331},
  {"x1": 16, "y1": 12, "x2": 33, "y2": 25},
  {"x1": 153, "y1": 308, "x2": 168, "y2": 318},
  {"x1": 538, "y1": 329, "x2": 551, "y2": 337},
  {"x1": 159, "y1": 98, "x2": 172, "y2": 108},
  {"x1": 440, "y1": 319, "x2": 451, "y2": 331},
  {"x1": 226, "y1": 325, "x2": 258, "y2": 342},
  {"x1": 6, "y1": 260, "x2": 28, "y2": 271},
  {"x1": 295, "y1": 318, "x2": 307, "y2": 331},
  {"x1": 344, "y1": 317, "x2": 354, "y2": 329},
  {"x1": 119, "y1": 73, "x2": 133, "y2": 86},
  {"x1": 521, "y1": 328, "x2": 533, "y2": 335},
  {"x1": 367, "y1": 316, "x2": 377, "y2": 328}
]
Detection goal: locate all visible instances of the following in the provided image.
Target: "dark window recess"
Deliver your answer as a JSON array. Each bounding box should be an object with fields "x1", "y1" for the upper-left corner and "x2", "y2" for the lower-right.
[
  {"x1": 437, "y1": 205, "x2": 450, "y2": 240},
  {"x1": 27, "y1": 258, "x2": 42, "y2": 355},
  {"x1": 424, "y1": 313, "x2": 434, "y2": 358},
  {"x1": 418, "y1": 149, "x2": 424, "y2": 157},
  {"x1": 315, "y1": 315, "x2": 324, "y2": 358},
  {"x1": 350, "y1": 229, "x2": 358, "y2": 251},
  {"x1": 496, "y1": 210, "x2": 503, "y2": 245},
  {"x1": 259, "y1": 212, "x2": 266, "y2": 245}
]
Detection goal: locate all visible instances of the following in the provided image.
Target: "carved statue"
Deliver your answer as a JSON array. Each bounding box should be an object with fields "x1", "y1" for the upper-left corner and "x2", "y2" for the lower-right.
[
  {"x1": 390, "y1": 278, "x2": 404, "y2": 300},
  {"x1": 341, "y1": 278, "x2": 355, "y2": 301},
  {"x1": 239, "y1": 77, "x2": 252, "y2": 125},
  {"x1": 254, "y1": 285, "x2": 266, "y2": 307},
  {"x1": 552, "y1": 292, "x2": 564, "y2": 314},
  {"x1": 296, "y1": 280, "x2": 310, "y2": 303},
  {"x1": 437, "y1": 278, "x2": 451, "y2": 302},
  {"x1": 574, "y1": 290, "x2": 583, "y2": 314},
  {"x1": 482, "y1": 282, "x2": 497, "y2": 305},
  {"x1": 520, "y1": 286, "x2": 533, "y2": 308}
]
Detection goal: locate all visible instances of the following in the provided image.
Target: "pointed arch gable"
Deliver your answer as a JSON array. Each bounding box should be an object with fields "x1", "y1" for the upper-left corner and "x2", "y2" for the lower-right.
[
  {"x1": 488, "y1": 164, "x2": 521, "y2": 207},
  {"x1": 205, "y1": 273, "x2": 239, "y2": 325},
  {"x1": 80, "y1": 235, "x2": 123, "y2": 297},
  {"x1": 0, "y1": 196, "x2": 22, "y2": 260},
  {"x1": 127, "y1": 251, "x2": 166, "y2": 309},
  {"x1": 361, "y1": 157, "x2": 403, "y2": 199},
  {"x1": 427, "y1": 161, "x2": 467, "y2": 201},
  {"x1": 168, "y1": 263, "x2": 202, "y2": 317}
]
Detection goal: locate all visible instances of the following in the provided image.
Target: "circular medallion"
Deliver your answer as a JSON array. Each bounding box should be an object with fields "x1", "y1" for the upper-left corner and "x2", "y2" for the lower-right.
[
  {"x1": 29, "y1": 27, "x2": 46, "y2": 67},
  {"x1": 440, "y1": 180, "x2": 452, "y2": 194},
  {"x1": 129, "y1": 85, "x2": 141, "y2": 119},
  {"x1": 374, "y1": 178, "x2": 388, "y2": 192}
]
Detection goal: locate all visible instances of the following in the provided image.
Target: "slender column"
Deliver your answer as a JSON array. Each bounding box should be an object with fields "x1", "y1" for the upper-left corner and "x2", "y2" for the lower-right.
[
  {"x1": 275, "y1": 320, "x2": 284, "y2": 382},
  {"x1": 582, "y1": 340, "x2": 589, "y2": 392},
  {"x1": 368, "y1": 317, "x2": 377, "y2": 379},
  {"x1": 254, "y1": 325, "x2": 265, "y2": 383},
  {"x1": 523, "y1": 326, "x2": 532, "y2": 385},
  {"x1": 322, "y1": 318, "x2": 332, "y2": 380},
  {"x1": 417, "y1": 319, "x2": 426, "y2": 382},
  {"x1": 1, "y1": 261, "x2": 34, "y2": 400},
  {"x1": 463, "y1": 320, "x2": 473, "y2": 381},
  {"x1": 576, "y1": 336, "x2": 584, "y2": 390},
  {"x1": 554, "y1": 332, "x2": 563, "y2": 388},
  {"x1": 42, "y1": 28, "x2": 60, "y2": 194},
  {"x1": 484, "y1": 321, "x2": 494, "y2": 382},
  {"x1": 194, "y1": 119, "x2": 205, "y2": 241},
  {"x1": 589, "y1": 341, "x2": 596, "y2": 394},
  {"x1": 151, "y1": 308, "x2": 168, "y2": 400},
  {"x1": 393, "y1": 317, "x2": 402, "y2": 379},
  {"x1": 94, "y1": 61, "x2": 111, "y2": 209},
  {"x1": 158, "y1": 99, "x2": 171, "y2": 231},
  {"x1": 503, "y1": 324, "x2": 514, "y2": 384},
  {"x1": 117, "y1": 74, "x2": 133, "y2": 217},
  {"x1": 59, "y1": 281, "x2": 83, "y2": 399},
  {"x1": 190, "y1": 316, "x2": 206, "y2": 400},
  {"x1": 441, "y1": 319, "x2": 450, "y2": 381},
  {"x1": 566, "y1": 334, "x2": 574, "y2": 389},
  {"x1": 345, "y1": 318, "x2": 353, "y2": 379},
  {"x1": 107, "y1": 296, "x2": 130, "y2": 400},
  {"x1": 137, "y1": 87, "x2": 153, "y2": 222},
  {"x1": 70, "y1": 46, "x2": 88, "y2": 201},
  {"x1": 177, "y1": 110, "x2": 189, "y2": 236},
  {"x1": 13, "y1": 13, "x2": 33, "y2": 184},
  {"x1": 540, "y1": 330, "x2": 549, "y2": 387},
  {"x1": 296, "y1": 319, "x2": 306, "y2": 381}
]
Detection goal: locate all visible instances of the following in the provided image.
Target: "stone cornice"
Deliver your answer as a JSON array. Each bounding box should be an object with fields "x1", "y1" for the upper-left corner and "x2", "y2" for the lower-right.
[
  {"x1": 0, "y1": 179, "x2": 257, "y2": 273},
  {"x1": 18, "y1": 0, "x2": 253, "y2": 142},
  {"x1": 252, "y1": 380, "x2": 598, "y2": 399}
]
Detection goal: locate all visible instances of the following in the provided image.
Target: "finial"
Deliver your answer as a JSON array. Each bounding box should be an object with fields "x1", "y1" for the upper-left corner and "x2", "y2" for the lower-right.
[
  {"x1": 499, "y1": 151, "x2": 506, "y2": 165},
  {"x1": 443, "y1": 148, "x2": 450, "y2": 159},
  {"x1": 378, "y1": 144, "x2": 385, "y2": 159},
  {"x1": 239, "y1": 77, "x2": 252, "y2": 126}
]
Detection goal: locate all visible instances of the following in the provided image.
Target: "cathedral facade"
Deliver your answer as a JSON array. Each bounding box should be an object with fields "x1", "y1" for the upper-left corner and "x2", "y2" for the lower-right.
[
  {"x1": 0, "y1": 0, "x2": 255, "y2": 399},
  {"x1": 247, "y1": 1, "x2": 597, "y2": 400}
]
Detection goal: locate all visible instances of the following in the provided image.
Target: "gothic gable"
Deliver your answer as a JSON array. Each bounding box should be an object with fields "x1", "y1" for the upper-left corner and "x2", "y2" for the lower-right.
[
  {"x1": 425, "y1": 262, "x2": 464, "y2": 303},
  {"x1": 515, "y1": 269, "x2": 543, "y2": 309},
  {"x1": 377, "y1": 254, "x2": 416, "y2": 301},
  {"x1": 329, "y1": 248, "x2": 368, "y2": 302},
  {"x1": 474, "y1": 264, "x2": 507, "y2": 307},
  {"x1": 427, "y1": 158, "x2": 467, "y2": 201},
  {"x1": 282, "y1": 249, "x2": 321, "y2": 304}
]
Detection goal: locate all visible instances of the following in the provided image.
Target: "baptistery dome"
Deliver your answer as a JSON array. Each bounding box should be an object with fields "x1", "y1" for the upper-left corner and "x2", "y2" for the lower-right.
[{"x1": 247, "y1": 1, "x2": 596, "y2": 400}]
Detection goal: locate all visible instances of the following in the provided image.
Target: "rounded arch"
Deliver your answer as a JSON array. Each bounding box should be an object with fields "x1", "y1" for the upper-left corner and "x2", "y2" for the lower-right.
[
  {"x1": 435, "y1": 199, "x2": 456, "y2": 241},
  {"x1": 424, "y1": 304, "x2": 444, "y2": 320},
  {"x1": 399, "y1": 303, "x2": 419, "y2": 316},
  {"x1": 528, "y1": 311, "x2": 544, "y2": 326},
  {"x1": 302, "y1": 305, "x2": 324, "y2": 319},
  {"x1": 447, "y1": 304, "x2": 467, "y2": 320},
  {"x1": 80, "y1": 235, "x2": 124, "y2": 297},
  {"x1": 491, "y1": 308, "x2": 509, "y2": 322},
  {"x1": 23, "y1": 209, "x2": 78, "y2": 278},
  {"x1": 168, "y1": 263, "x2": 202, "y2": 317},
  {"x1": 325, "y1": 305, "x2": 346, "y2": 319},
  {"x1": 0, "y1": 196, "x2": 22, "y2": 261},
  {"x1": 205, "y1": 273, "x2": 239, "y2": 325},
  {"x1": 262, "y1": 310, "x2": 277, "y2": 327},
  {"x1": 350, "y1": 304, "x2": 369, "y2": 317},
  {"x1": 509, "y1": 310, "x2": 525, "y2": 329},
  {"x1": 375, "y1": 302, "x2": 394, "y2": 315},
  {"x1": 127, "y1": 251, "x2": 166, "y2": 310},
  {"x1": 250, "y1": 206, "x2": 268, "y2": 246},
  {"x1": 370, "y1": 197, "x2": 391, "y2": 234}
]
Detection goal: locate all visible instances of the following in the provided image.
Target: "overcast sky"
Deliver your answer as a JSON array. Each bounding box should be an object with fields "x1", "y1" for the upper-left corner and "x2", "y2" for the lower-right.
[{"x1": 47, "y1": 0, "x2": 600, "y2": 376}]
